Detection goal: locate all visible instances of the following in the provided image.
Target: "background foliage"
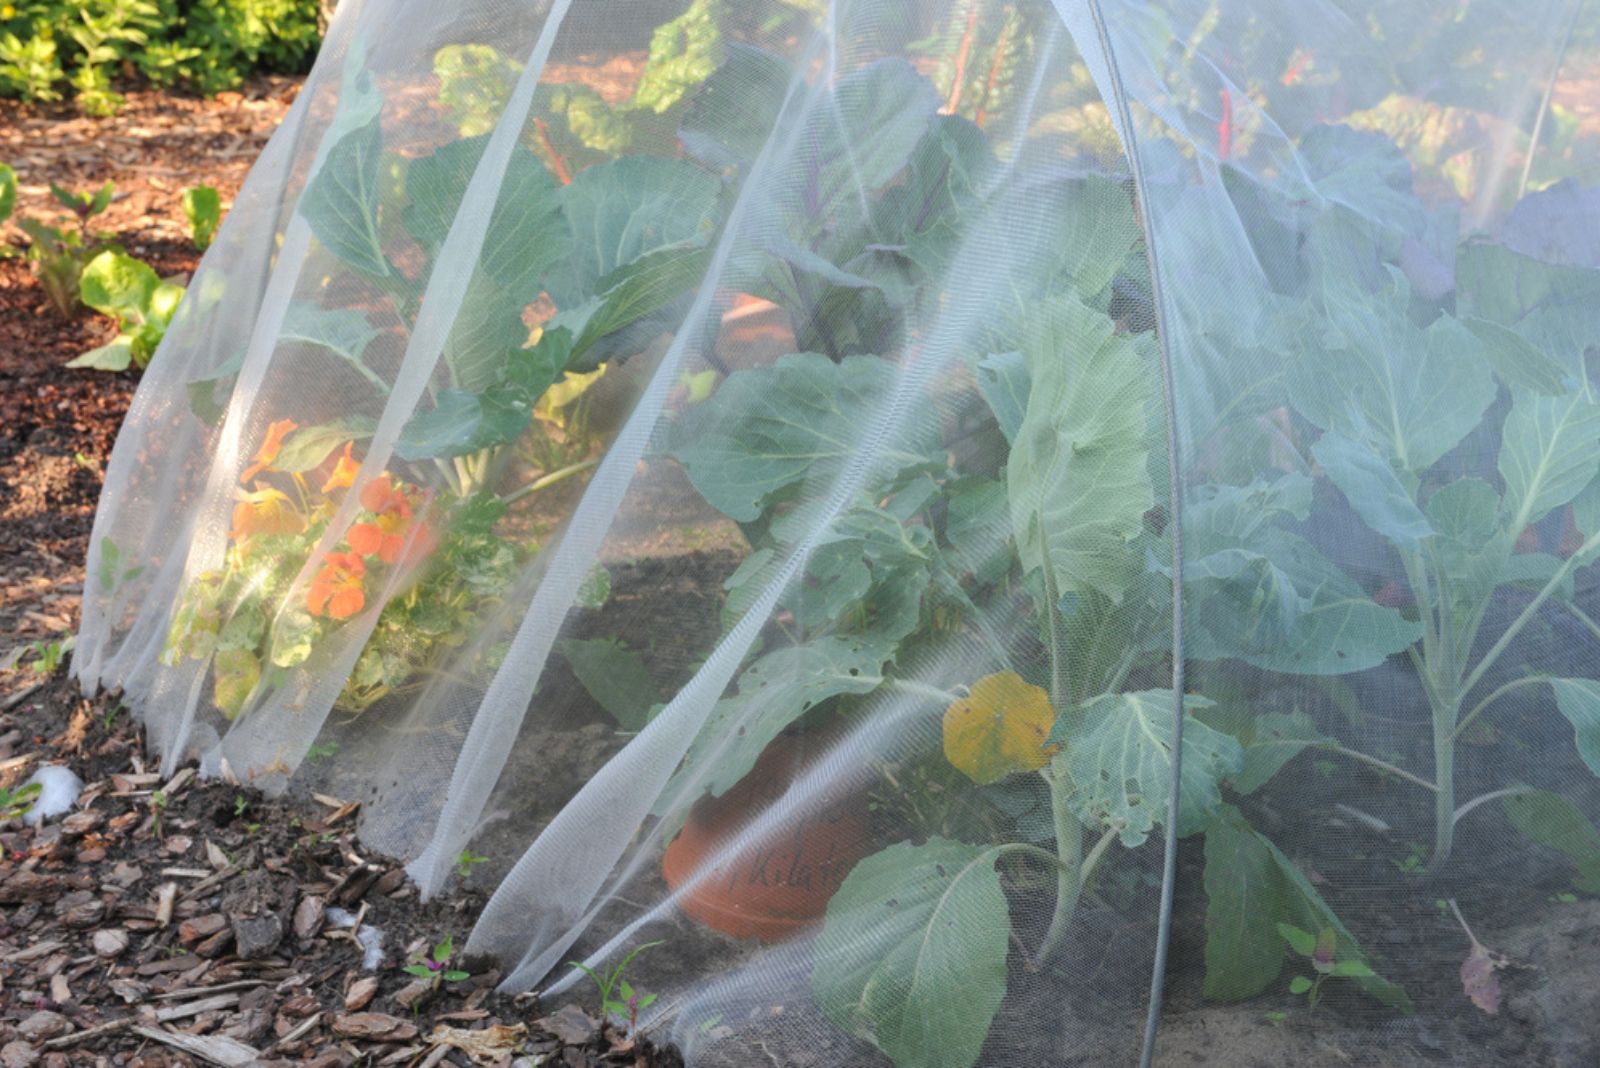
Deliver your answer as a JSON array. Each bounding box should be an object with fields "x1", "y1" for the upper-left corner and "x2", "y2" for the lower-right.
[{"x1": 0, "y1": 0, "x2": 323, "y2": 114}]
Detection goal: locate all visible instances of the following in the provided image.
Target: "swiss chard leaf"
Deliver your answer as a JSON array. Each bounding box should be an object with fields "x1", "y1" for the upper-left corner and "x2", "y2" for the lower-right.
[{"x1": 812, "y1": 839, "x2": 1008, "y2": 1068}]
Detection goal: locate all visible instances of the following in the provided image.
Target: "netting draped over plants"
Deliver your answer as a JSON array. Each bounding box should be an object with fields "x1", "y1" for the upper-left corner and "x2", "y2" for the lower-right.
[{"x1": 75, "y1": 0, "x2": 1600, "y2": 1063}]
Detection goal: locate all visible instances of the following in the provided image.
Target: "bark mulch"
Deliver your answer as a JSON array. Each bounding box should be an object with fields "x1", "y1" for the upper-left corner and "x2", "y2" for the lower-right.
[{"x1": 0, "y1": 673, "x2": 682, "y2": 1068}]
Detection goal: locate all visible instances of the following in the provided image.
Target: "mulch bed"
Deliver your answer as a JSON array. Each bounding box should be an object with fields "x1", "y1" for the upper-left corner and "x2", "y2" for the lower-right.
[
  {"x1": 0, "y1": 80, "x2": 683, "y2": 1068},
  {"x1": 0, "y1": 673, "x2": 683, "y2": 1068}
]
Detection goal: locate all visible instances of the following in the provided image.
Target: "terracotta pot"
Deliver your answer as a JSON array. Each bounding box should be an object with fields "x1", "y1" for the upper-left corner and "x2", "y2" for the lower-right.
[{"x1": 661, "y1": 733, "x2": 871, "y2": 941}]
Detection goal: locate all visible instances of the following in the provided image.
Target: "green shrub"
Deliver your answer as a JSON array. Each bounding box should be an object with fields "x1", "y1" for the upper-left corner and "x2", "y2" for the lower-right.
[{"x1": 0, "y1": 0, "x2": 322, "y2": 113}]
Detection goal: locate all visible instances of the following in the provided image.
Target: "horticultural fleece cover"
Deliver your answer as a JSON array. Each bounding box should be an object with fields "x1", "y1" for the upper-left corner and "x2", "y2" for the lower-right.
[{"x1": 76, "y1": 0, "x2": 1600, "y2": 1064}]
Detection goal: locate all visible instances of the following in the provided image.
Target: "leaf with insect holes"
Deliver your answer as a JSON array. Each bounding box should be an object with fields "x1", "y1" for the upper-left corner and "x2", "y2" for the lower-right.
[
  {"x1": 1060, "y1": 691, "x2": 1240, "y2": 847},
  {"x1": 942, "y1": 671, "x2": 1057, "y2": 785}
]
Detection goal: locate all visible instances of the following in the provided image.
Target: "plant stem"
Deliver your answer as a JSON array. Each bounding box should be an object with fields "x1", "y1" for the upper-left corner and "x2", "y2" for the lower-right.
[
  {"x1": 1452, "y1": 785, "x2": 1535, "y2": 827},
  {"x1": 1313, "y1": 741, "x2": 1439, "y2": 793},
  {"x1": 501, "y1": 457, "x2": 600, "y2": 504},
  {"x1": 1427, "y1": 683, "x2": 1459, "y2": 873},
  {"x1": 1037, "y1": 764, "x2": 1083, "y2": 964},
  {"x1": 1451, "y1": 675, "x2": 1548, "y2": 741},
  {"x1": 1460, "y1": 530, "x2": 1599, "y2": 699}
]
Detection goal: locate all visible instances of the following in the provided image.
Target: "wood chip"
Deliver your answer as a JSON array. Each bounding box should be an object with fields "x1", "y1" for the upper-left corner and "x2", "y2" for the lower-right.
[
  {"x1": 154, "y1": 881, "x2": 177, "y2": 926},
  {"x1": 130, "y1": 1025, "x2": 261, "y2": 1067},
  {"x1": 332, "y1": 1012, "x2": 419, "y2": 1042}
]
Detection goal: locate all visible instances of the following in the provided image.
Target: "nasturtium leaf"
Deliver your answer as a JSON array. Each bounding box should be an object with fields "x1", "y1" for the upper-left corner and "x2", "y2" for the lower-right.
[
  {"x1": 1497, "y1": 387, "x2": 1600, "y2": 533},
  {"x1": 1501, "y1": 789, "x2": 1600, "y2": 893},
  {"x1": 942, "y1": 671, "x2": 1056, "y2": 785},
  {"x1": 1058, "y1": 690, "x2": 1239, "y2": 847},
  {"x1": 656, "y1": 634, "x2": 891, "y2": 812},
  {"x1": 301, "y1": 115, "x2": 391, "y2": 276},
  {"x1": 557, "y1": 638, "x2": 659, "y2": 731},
  {"x1": 673, "y1": 353, "x2": 940, "y2": 522},
  {"x1": 1007, "y1": 296, "x2": 1153, "y2": 603},
  {"x1": 813, "y1": 839, "x2": 1008, "y2": 1068},
  {"x1": 212, "y1": 648, "x2": 260, "y2": 720},
  {"x1": 1311, "y1": 431, "x2": 1433, "y2": 551},
  {"x1": 1549, "y1": 679, "x2": 1600, "y2": 779}
]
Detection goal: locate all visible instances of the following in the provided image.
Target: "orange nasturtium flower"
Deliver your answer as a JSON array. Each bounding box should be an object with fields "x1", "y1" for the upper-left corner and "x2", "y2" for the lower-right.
[
  {"x1": 942, "y1": 671, "x2": 1059, "y2": 785},
  {"x1": 240, "y1": 418, "x2": 299, "y2": 483},
  {"x1": 320, "y1": 442, "x2": 361, "y2": 493},
  {"x1": 307, "y1": 552, "x2": 366, "y2": 620},
  {"x1": 229, "y1": 487, "x2": 304, "y2": 543},
  {"x1": 349, "y1": 474, "x2": 415, "y2": 564}
]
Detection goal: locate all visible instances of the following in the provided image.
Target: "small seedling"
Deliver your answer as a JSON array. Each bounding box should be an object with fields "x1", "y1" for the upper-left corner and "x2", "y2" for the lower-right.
[
  {"x1": 181, "y1": 185, "x2": 221, "y2": 251},
  {"x1": 455, "y1": 849, "x2": 488, "y2": 878},
  {"x1": 149, "y1": 789, "x2": 169, "y2": 838},
  {"x1": 16, "y1": 180, "x2": 115, "y2": 315},
  {"x1": 233, "y1": 795, "x2": 249, "y2": 817},
  {"x1": 0, "y1": 783, "x2": 42, "y2": 821},
  {"x1": 1392, "y1": 840, "x2": 1428, "y2": 874},
  {"x1": 306, "y1": 741, "x2": 339, "y2": 762},
  {"x1": 27, "y1": 637, "x2": 69, "y2": 675},
  {"x1": 403, "y1": 933, "x2": 470, "y2": 989},
  {"x1": 1279, "y1": 923, "x2": 1373, "y2": 1012},
  {"x1": 569, "y1": 939, "x2": 663, "y2": 1035},
  {"x1": 101, "y1": 703, "x2": 123, "y2": 732},
  {"x1": 67, "y1": 249, "x2": 185, "y2": 372}
]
